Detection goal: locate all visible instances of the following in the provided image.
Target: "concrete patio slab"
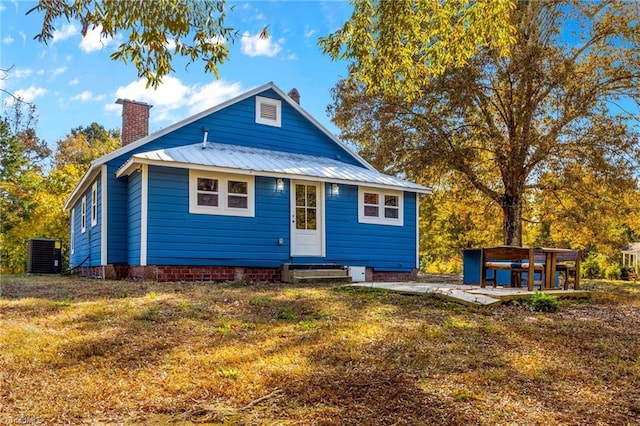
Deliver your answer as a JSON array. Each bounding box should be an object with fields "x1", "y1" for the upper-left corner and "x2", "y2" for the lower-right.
[{"x1": 349, "y1": 281, "x2": 592, "y2": 307}]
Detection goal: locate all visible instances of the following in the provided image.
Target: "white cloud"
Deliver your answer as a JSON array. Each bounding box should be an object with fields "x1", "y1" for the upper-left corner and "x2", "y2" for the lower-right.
[
  {"x1": 71, "y1": 90, "x2": 105, "y2": 102},
  {"x1": 3, "y1": 35, "x2": 14, "y2": 44},
  {"x1": 18, "y1": 31, "x2": 26, "y2": 45},
  {"x1": 186, "y1": 80, "x2": 244, "y2": 115},
  {"x1": 79, "y1": 25, "x2": 118, "y2": 53},
  {"x1": 240, "y1": 31, "x2": 282, "y2": 57},
  {"x1": 69, "y1": 78, "x2": 79, "y2": 86},
  {"x1": 51, "y1": 66, "x2": 68, "y2": 78},
  {"x1": 37, "y1": 69, "x2": 45, "y2": 76},
  {"x1": 304, "y1": 27, "x2": 317, "y2": 40},
  {"x1": 11, "y1": 86, "x2": 47, "y2": 103},
  {"x1": 106, "y1": 77, "x2": 244, "y2": 124},
  {"x1": 52, "y1": 23, "x2": 79, "y2": 44},
  {"x1": 13, "y1": 67, "x2": 33, "y2": 78}
]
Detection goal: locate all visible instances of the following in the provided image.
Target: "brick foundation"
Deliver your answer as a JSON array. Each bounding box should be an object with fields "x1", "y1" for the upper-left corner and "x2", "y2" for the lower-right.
[
  {"x1": 78, "y1": 265, "x2": 282, "y2": 282},
  {"x1": 368, "y1": 268, "x2": 418, "y2": 282},
  {"x1": 77, "y1": 265, "x2": 413, "y2": 283}
]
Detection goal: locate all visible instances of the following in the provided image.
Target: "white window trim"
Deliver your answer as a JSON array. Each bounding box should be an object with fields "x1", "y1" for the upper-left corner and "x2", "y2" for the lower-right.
[
  {"x1": 255, "y1": 96, "x2": 282, "y2": 127},
  {"x1": 189, "y1": 170, "x2": 255, "y2": 217},
  {"x1": 81, "y1": 196, "x2": 87, "y2": 233},
  {"x1": 70, "y1": 207, "x2": 75, "y2": 255},
  {"x1": 91, "y1": 181, "x2": 98, "y2": 227},
  {"x1": 100, "y1": 165, "x2": 108, "y2": 265},
  {"x1": 358, "y1": 187, "x2": 404, "y2": 226}
]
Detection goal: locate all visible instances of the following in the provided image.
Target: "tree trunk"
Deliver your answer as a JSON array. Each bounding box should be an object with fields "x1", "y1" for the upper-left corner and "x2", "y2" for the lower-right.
[{"x1": 501, "y1": 194, "x2": 523, "y2": 246}]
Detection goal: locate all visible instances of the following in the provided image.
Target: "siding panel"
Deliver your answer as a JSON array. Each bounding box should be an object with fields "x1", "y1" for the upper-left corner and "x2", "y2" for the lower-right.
[
  {"x1": 141, "y1": 167, "x2": 417, "y2": 271},
  {"x1": 128, "y1": 171, "x2": 142, "y2": 265},
  {"x1": 145, "y1": 167, "x2": 291, "y2": 267}
]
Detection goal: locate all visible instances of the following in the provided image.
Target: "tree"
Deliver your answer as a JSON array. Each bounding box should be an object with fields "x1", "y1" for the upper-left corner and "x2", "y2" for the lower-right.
[
  {"x1": 327, "y1": 1, "x2": 640, "y2": 247},
  {"x1": 0, "y1": 115, "x2": 119, "y2": 274},
  {"x1": 0, "y1": 102, "x2": 50, "y2": 273},
  {"x1": 28, "y1": 0, "x2": 266, "y2": 88},
  {"x1": 319, "y1": 0, "x2": 516, "y2": 102}
]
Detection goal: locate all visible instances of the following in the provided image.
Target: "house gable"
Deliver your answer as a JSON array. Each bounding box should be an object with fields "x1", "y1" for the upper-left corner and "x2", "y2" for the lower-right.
[{"x1": 65, "y1": 82, "x2": 371, "y2": 211}]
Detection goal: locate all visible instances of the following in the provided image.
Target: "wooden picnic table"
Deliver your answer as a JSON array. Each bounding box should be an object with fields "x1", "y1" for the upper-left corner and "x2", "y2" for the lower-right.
[
  {"x1": 479, "y1": 246, "x2": 580, "y2": 291},
  {"x1": 534, "y1": 247, "x2": 581, "y2": 290}
]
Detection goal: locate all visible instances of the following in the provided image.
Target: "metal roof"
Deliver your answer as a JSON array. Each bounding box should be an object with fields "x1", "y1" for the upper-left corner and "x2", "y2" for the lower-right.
[
  {"x1": 64, "y1": 82, "x2": 378, "y2": 210},
  {"x1": 117, "y1": 142, "x2": 432, "y2": 193}
]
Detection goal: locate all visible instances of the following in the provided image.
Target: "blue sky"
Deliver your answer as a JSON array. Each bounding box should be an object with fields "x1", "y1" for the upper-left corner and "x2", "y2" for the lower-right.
[{"x1": 0, "y1": 1, "x2": 353, "y2": 149}]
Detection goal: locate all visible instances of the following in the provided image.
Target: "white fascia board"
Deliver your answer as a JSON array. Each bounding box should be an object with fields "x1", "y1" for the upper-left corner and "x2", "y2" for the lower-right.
[
  {"x1": 101, "y1": 165, "x2": 108, "y2": 265},
  {"x1": 63, "y1": 165, "x2": 100, "y2": 211},
  {"x1": 115, "y1": 156, "x2": 432, "y2": 194},
  {"x1": 140, "y1": 164, "x2": 148, "y2": 266}
]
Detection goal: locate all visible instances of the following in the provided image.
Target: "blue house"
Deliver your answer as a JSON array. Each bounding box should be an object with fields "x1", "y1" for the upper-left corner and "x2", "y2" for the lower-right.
[{"x1": 64, "y1": 82, "x2": 431, "y2": 282}]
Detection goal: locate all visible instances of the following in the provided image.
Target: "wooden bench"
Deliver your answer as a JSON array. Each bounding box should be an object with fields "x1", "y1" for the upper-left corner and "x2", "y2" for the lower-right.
[{"x1": 481, "y1": 246, "x2": 543, "y2": 291}]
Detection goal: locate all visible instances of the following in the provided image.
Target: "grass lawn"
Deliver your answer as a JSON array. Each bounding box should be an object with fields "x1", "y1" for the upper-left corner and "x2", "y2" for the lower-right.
[{"x1": 1, "y1": 275, "x2": 639, "y2": 425}]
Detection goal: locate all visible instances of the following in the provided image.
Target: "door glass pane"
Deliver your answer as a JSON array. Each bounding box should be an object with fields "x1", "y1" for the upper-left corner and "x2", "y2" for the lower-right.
[
  {"x1": 296, "y1": 207, "x2": 306, "y2": 229},
  {"x1": 296, "y1": 185, "x2": 305, "y2": 207},
  {"x1": 307, "y1": 185, "x2": 316, "y2": 207},
  {"x1": 307, "y1": 208, "x2": 317, "y2": 230}
]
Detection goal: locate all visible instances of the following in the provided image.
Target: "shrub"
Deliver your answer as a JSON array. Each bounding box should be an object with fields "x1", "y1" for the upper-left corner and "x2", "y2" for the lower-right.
[
  {"x1": 604, "y1": 264, "x2": 621, "y2": 280},
  {"x1": 581, "y1": 252, "x2": 603, "y2": 279},
  {"x1": 525, "y1": 291, "x2": 559, "y2": 312},
  {"x1": 421, "y1": 255, "x2": 462, "y2": 274}
]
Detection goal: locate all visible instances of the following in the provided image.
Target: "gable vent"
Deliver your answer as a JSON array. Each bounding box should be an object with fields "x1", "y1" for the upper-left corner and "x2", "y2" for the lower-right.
[
  {"x1": 260, "y1": 102, "x2": 277, "y2": 121},
  {"x1": 255, "y1": 96, "x2": 282, "y2": 127}
]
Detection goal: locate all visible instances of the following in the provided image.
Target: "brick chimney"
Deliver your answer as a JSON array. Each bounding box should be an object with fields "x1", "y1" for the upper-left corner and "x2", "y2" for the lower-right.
[
  {"x1": 287, "y1": 88, "x2": 300, "y2": 105},
  {"x1": 116, "y1": 99, "x2": 152, "y2": 146}
]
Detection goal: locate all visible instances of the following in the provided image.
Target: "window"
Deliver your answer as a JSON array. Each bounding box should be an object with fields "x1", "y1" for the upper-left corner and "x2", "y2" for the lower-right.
[
  {"x1": 91, "y1": 181, "x2": 98, "y2": 227},
  {"x1": 255, "y1": 96, "x2": 281, "y2": 127},
  {"x1": 358, "y1": 187, "x2": 403, "y2": 226},
  {"x1": 81, "y1": 196, "x2": 87, "y2": 233},
  {"x1": 189, "y1": 170, "x2": 254, "y2": 216}
]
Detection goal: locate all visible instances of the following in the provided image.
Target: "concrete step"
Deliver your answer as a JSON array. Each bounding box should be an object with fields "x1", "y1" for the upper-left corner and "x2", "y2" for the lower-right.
[
  {"x1": 290, "y1": 269, "x2": 350, "y2": 278},
  {"x1": 293, "y1": 275, "x2": 353, "y2": 284},
  {"x1": 282, "y1": 263, "x2": 349, "y2": 283}
]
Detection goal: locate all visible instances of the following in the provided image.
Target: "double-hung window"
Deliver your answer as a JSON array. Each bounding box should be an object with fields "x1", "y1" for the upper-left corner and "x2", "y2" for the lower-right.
[
  {"x1": 81, "y1": 196, "x2": 87, "y2": 233},
  {"x1": 358, "y1": 187, "x2": 403, "y2": 226},
  {"x1": 91, "y1": 181, "x2": 98, "y2": 227},
  {"x1": 189, "y1": 170, "x2": 254, "y2": 217}
]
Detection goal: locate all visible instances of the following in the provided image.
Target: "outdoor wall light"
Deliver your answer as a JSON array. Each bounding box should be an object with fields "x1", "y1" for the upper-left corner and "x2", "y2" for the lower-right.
[
  {"x1": 276, "y1": 178, "x2": 285, "y2": 192},
  {"x1": 331, "y1": 183, "x2": 340, "y2": 196}
]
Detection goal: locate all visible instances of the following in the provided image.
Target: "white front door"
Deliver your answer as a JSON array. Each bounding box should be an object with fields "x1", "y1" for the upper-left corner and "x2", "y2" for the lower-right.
[{"x1": 291, "y1": 181, "x2": 324, "y2": 257}]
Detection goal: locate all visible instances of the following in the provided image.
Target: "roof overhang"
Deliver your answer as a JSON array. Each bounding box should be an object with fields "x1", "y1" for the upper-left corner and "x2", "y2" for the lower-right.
[
  {"x1": 116, "y1": 143, "x2": 433, "y2": 194},
  {"x1": 63, "y1": 163, "x2": 101, "y2": 211}
]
